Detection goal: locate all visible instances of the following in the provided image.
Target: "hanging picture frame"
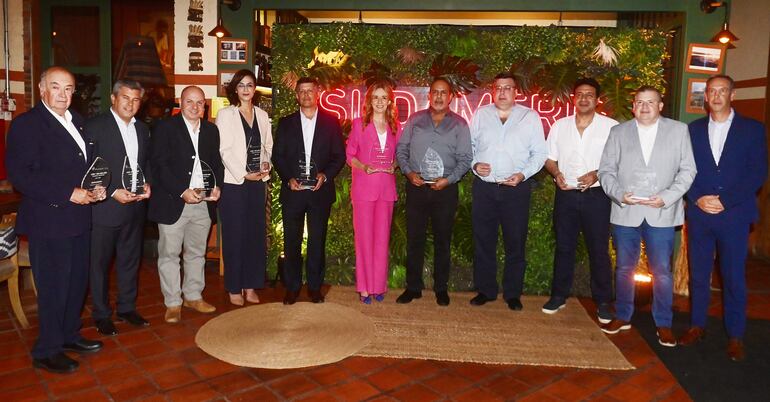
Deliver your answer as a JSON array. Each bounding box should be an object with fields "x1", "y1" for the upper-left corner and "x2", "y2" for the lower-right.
[
  {"x1": 219, "y1": 38, "x2": 248, "y2": 64},
  {"x1": 685, "y1": 43, "x2": 725, "y2": 74},
  {"x1": 685, "y1": 78, "x2": 708, "y2": 114}
]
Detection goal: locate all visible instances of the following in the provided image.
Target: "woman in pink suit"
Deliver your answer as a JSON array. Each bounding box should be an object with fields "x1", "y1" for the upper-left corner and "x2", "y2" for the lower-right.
[{"x1": 346, "y1": 81, "x2": 401, "y2": 304}]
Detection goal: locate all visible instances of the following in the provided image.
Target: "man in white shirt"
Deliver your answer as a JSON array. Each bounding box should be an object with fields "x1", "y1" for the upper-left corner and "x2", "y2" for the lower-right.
[
  {"x1": 680, "y1": 75, "x2": 767, "y2": 361},
  {"x1": 273, "y1": 77, "x2": 345, "y2": 304},
  {"x1": 468, "y1": 72, "x2": 547, "y2": 311},
  {"x1": 85, "y1": 80, "x2": 152, "y2": 336},
  {"x1": 542, "y1": 78, "x2": 618, "y2": 322},
  {"x1": 598, "y1": 86, "x2": 696, "y2": 347},
  {"x1": 6, "y1": 66, "x2": 105, "y2": 373},
  {"x1": 148, "y1": 86, "x2": 224, "y2": 323}
]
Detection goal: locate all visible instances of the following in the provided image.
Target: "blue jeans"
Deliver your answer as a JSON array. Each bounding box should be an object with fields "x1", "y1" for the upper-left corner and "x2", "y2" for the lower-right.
[{"x1": 612, "y1": 221, "x2": 675, "y2": 327}]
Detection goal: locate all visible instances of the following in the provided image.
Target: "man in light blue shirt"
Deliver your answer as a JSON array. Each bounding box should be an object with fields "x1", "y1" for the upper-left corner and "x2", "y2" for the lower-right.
[{"x1": 468, "y1": 72, "x2": 547, "y2": 310}]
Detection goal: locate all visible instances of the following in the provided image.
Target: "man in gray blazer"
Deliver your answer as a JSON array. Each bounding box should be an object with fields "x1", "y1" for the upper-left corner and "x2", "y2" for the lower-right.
[{"x1": 598, "y1": 86, "x2": 696, "y2": 347}]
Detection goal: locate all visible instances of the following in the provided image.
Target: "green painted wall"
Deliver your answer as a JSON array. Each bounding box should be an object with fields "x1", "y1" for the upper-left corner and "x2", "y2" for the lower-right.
[
  {"x1": 40, "y1": 0, "x2": 112, "y2": 114},
  {"x1": 222, "y1": 0, "x2": 726, "y2": 123}
]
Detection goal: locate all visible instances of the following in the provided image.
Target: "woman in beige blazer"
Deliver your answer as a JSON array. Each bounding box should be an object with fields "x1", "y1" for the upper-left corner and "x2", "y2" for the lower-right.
[{"x1": 215, "y1": 69, "x2": 273, "y2": 306}]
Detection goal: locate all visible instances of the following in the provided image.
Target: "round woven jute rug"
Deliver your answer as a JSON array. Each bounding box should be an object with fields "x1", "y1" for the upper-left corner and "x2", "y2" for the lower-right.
[{"x1": 195, "y1": 302, "x2": 374, "y2": 369}]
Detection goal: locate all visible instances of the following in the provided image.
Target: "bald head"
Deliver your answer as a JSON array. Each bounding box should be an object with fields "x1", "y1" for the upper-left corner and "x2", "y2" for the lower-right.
[
  {"x1": 180, "y1": 86, "x2": 206, "y2": 123},
  {"x1": 39, "y1": 66, "x2": 76, "y2": 116}
]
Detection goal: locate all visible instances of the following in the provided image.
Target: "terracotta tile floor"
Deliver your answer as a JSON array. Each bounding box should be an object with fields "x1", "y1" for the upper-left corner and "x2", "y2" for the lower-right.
[{"x1": 1, "y1": 257, "x2": 768, "y2": 401}]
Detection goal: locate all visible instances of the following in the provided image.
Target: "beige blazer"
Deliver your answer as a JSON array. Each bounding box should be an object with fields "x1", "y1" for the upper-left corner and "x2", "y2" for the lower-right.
[
  {"x1": 598, "y1": 117, "x2": 696, "y2": 227},
  {"x1": 216, "y1": 105, "x2": 273, "y2": 184}
]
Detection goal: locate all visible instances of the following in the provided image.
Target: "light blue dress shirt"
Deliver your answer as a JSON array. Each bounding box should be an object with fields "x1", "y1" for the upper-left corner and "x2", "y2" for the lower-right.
[{"x1": 470, "y1": 103, "x2": 547, "y2": 182}]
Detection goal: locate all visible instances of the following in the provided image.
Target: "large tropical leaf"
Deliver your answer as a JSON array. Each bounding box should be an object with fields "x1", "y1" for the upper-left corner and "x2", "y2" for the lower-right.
[
  {"x1": 363, "y1": 61, "x2": 397, "y2": 88},
  {"x1": 429, "y1": 54, "x2": 481, "y2": 95},
  {"x1": 307, "y1": 47, "x2": 356, "y2": 90},
  {"x1": 598, "y1": 71, "x2": 637, "y2": 122},
  {"x1": 508, "y1": 57, "x2": 546, "y2": 95},
  {"x1": 536, "y1": 63, "x2": 580, "y2": 106}
]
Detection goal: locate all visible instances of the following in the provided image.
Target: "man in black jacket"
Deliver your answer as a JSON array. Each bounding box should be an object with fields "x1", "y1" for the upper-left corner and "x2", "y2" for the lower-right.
[
  {"x1": 6, "y1": 66, "x2": 104, "y2": 373},
  {"x1": 86, "y1": 79, "x2": 151, "y2": 336},
  {"x1": 148, "y1": 86, "x2": 224, "y2": 323},
  {"x1": 273, "y1": 77, "x2": 345, "y2": 304}
]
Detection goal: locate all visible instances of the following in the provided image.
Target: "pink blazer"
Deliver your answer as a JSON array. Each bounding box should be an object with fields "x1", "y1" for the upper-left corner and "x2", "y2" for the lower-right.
[{"x1": 346, "y1": 118, "x2": 401, "y2": 202}]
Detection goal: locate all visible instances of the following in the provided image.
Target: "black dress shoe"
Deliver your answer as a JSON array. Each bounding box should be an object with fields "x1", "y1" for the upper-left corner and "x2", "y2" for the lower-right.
[
  {"x1": 309, "y1": 289, "x2": 325, "y2": 303},
  {"x1": 506, "y1": 298, "x2": 523, "y2": 311},
  {"x1": 436, "y1": 291, "x2": 450, "y2": 306},
  {"x1": 117, "y1": 311, "x2": 150, "y2": 327},
  {"x1": 95, "y1": 318, "x2": 117, "y2": 336},
  {"x1": 470, "y1": 293, "x2": 494, "y2": 306},
  {"x1": 62, "y1": 339, "x2": 103, "y2": 354},
  {"x1": 283, "y1": 290, "x2": 299, "y2": 305},
  {"x1": 396, "y1": 289, "x2": 422, "y2": 304},
  {"x1": 33, "y1": 352, "x2": 78, "y2": 374}
]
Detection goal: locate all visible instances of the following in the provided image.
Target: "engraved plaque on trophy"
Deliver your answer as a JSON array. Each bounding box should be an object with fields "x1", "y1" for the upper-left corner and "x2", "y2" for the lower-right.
[
  {"x1": 563, "y1": 152, "x2": 587, "y2": 189},
  {"x1": 296, "y1": 153, "x2": 318, "y2": 190},
  {"x1": 194, "y1": 158, "x2": 217, "y2": 199},
  {"x1": 121, "y1": 156, "x2": 146, "y2": 195},
  {"x1": 81, "y1": 157, "x2": 111, "y2": 190},
  {"x1": 368, "y1": 143, "x2": 393, "y2": 173},
  {"x1": 419, "y1": 147, "x2": 444, "y2": 184},
  {"x1": 628, "y1": 168, "x2": 658, "y2": 201},
  {"x1": 246, "y1": 136, "x2": 269, "y2": 173}
]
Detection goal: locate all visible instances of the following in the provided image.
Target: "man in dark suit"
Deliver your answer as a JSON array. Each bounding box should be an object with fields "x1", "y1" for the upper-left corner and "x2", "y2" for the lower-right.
[
  {"x1": 273, "y1": 77, "x2": 345, "y2": 304},
  {"x1": 148, "y1": 86, "x2": 223, "y2": 323},
  {"x1": 681, "y1": 75, "x2": 768, "y2": 361},
  {"x1": 6, "y1": 66, "x2": 104, "y2": 373},
  {"x1": 85, "y1": 79, "x2": 151, "y2": 336}
]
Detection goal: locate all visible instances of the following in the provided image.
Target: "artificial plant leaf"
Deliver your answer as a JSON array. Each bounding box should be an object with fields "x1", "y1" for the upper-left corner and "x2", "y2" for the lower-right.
[{"x1": 429, "y1": 54, "x2": 481, "y2": 94}]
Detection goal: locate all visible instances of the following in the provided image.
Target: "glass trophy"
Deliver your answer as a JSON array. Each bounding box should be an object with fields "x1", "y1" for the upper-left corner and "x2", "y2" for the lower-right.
[
  {"x1": 121, "y1": 156, "x2": 146, "y2": 195},
  {"x1": 81, "y1": 156, "x2": 111, "y2": 190},
  {"x1": 628, "y1": 168, "x2": 658, "y2": 201},
  {"x1": 194, "y1": 158, "x2": 217, "y2": 199},
  {"x1": 246, "y1": 136, "x2": 268, "y2": 173},
  {"x1": 563, "y1": 152, "x2": 587, "y2": 189},
  {"x1": 368, "y1": 143, "x2": 393, "y2": 173},
  {"x1": 419, "y1": 147, "x2": 444, "y2": 184},
  {"x1": 296, "y1": 153, "x2": 318, "y2": 190}
]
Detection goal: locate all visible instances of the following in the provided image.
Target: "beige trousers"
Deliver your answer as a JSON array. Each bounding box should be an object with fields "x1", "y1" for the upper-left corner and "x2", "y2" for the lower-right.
[{"x1": 157, "y1": 202, "x2": 211, "y2": 307}]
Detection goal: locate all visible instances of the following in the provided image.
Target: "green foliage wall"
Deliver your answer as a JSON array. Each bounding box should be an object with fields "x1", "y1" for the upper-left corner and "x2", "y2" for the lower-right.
[{"x1": 267, "y1": 23, "x2": 667, "y2": 294}]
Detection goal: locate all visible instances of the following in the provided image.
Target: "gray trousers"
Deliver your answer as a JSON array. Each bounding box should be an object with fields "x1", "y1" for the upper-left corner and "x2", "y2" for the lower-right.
[{"x1": 157, "y1": 202, "x2": 211, "y2": 307}]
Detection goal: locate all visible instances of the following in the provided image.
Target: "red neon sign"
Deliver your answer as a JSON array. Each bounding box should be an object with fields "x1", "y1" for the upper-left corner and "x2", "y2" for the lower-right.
[{"x1": 319, "y1": 87, "x2": 577, "y2": 135}]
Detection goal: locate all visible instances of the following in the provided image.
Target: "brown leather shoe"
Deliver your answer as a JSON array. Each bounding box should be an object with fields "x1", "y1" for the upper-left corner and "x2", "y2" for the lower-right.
[
  {"x1": 727, "y1": 338, "x2": 745, "y2": 361},
  {"x1": 600, "y1": 319, "x2": 631, "y2": 334},
  {"x1": 183, "y1": 298, "x2": 216, "y2": 314},
  {"x1": 679, "y1": 326, "x2": 705, "y2": 346},
  {"x1": 657, "y1": 327, "x2": 677, "y2": 347},
  {"x1": 165, "y1": 306, "x2": 181, "y2": 323}
]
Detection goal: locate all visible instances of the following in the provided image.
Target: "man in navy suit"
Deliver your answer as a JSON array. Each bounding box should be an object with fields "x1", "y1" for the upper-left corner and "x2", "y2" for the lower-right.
[
  {"x1": 148, "y1": 86, "x2": 224, "y2": 323},
  {"x1": 6, "y1": 66, "x2": 104, "y2": 373},
  {"x1": 273, "y1": 77, "x2": 345, "y2": 304},
  {"x1": 681, "y1": 75, "x2": 768, "y2": 361},
  {"x1": 86, "y1": 79, "x2": 152, "y2": 336}
]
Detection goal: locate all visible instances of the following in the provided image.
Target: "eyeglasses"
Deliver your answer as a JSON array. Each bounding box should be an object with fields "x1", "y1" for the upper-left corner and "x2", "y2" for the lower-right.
[
  {"x1": 707, "y1": 87, "x2": 731, "y2": 96},
  {"x1": 237, "y1": 83, "x2": 255, "y2": 90},
  {"x1": 634, "y1": 100, "x2": 660, "y2": 107},
  {"x1": 494, "y1": 85, "x2": 515, "y2": 93}
]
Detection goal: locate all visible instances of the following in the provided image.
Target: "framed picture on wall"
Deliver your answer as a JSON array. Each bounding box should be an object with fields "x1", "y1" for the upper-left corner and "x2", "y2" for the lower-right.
[
  {"x1": 685, "y1": 43, "x2": 725, "y2": 74},
  {"x1": 218, "y1": 70, "x2": 238, "y2": 97},
  {"x1": 685, "y1": 78, "x2": 708, "y2": 114},
  {"x1": 219, "y1": 38, "x2": 248, "y2": 64}
]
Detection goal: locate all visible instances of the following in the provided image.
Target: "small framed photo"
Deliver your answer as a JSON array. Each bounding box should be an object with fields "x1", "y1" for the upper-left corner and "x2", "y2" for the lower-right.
[
  {"x1": 685, "y1": 78, "x2": 708, "y2": 114},
  {"x1": 218, "y1": 70, "x2": 238, "y2": 97},
  {"x1": 685, "y1": 43, "x2": 725, "y2": 74},
  {"x1": 219, "y1": 38, "x2": 248, "y2": 64}
]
